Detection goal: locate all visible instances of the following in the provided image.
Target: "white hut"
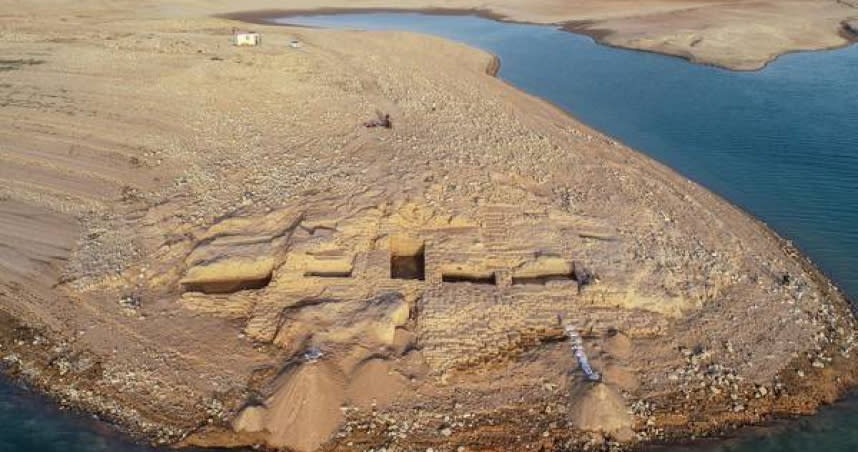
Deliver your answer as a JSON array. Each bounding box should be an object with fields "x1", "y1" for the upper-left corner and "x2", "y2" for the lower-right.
[{"x1": 232, "y1": 31, "x2": 261, "y2": 46}]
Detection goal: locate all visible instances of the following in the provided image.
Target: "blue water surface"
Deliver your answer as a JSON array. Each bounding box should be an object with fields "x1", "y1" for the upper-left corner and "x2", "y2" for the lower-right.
[{"x1": 0, "y1": 378, "x2": 161, "y2": 452}]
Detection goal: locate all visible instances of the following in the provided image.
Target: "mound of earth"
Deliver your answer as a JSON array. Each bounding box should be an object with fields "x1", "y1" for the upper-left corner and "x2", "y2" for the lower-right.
[{"x1": 569, "y1": 383, "x2": 634, "y2": 439}]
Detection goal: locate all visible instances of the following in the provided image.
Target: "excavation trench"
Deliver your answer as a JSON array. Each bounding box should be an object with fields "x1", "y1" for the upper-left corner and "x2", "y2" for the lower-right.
[
  {"x1": 511, "y1": 271, "x2": 575, "y2": 285},
  {"x1": 304, "y1": 270, "x2": 353, "y2": 278},
  {"x1": 182, "y1": 274, "x2": 273, "y2": 294},
  {"x1": 390, "y1": 236, "x2": 426, "y2": 280},
  {"x1": 441, "y1": 272, "x2": 497, "y2": 285}
]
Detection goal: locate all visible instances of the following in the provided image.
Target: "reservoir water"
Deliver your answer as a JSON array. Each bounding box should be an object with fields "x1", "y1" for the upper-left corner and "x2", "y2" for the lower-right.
[
  {"x1": 2, "y1": 11, "x2": 857, "y2": 452},
  {"x1": 0, "y1": 378, "x2": 161, "y2": 452}
]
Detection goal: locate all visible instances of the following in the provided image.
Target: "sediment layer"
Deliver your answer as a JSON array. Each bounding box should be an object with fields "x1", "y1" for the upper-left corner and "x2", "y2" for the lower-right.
[{"x1": 1, "y1": 1, "x2": 857, "y2": 451}]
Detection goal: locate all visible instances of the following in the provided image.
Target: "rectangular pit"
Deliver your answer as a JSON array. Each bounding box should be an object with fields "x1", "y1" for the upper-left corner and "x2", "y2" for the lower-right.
[
  {"x1": 304, "y1": 270, "x2": 353, "y2": 278},
  {"x1": 182, "y1": 274, "x2": 272, "y2": 294},
  {"x1": 441, "y1": 272, "x2": 497, "y2": 285},
  {"x1": 511, "y1": 271, "x2": 575, "y2": 285},
  {"x1": 303, "y1": 255, "x2": 354, "y2": 278},
  {"x1": 511, "y1": 258, "x2": 576, "y2": 286},
  {"x1": 390, "y1": 236, "x2": 425, "y2": 281}
]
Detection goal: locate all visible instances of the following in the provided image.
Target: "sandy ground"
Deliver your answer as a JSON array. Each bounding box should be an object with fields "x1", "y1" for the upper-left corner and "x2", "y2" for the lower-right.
[
  {"x1": 1, "y1": 1, "x2": 858, "y2": 451},
  {"x1": 198, "y1": 0, "x2": 858, "y2": 70}
]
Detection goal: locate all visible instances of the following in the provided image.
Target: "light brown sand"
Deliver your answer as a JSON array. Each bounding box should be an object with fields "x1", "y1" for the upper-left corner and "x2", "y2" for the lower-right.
[
  {"x1": 204, "y1": 0, "x2": 858, "y2": 70},
  {"x1": 1, "y1": 1, "x2": 857, "y2": 451},
  {"x1": 263, "y1": 363, "x2": 347, "y2": 452}
]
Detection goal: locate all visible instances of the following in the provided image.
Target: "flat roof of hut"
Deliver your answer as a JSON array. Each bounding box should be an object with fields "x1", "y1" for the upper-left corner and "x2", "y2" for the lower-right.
[{"x1": 232, "y1": 30, "x2": 261, "y2": 46}]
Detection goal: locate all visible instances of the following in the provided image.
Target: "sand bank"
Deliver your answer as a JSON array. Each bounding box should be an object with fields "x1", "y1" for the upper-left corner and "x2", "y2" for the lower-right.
[
  {"x1": 204, "y1": 0, "x2": 858, "y2": 70},
  {"x1": 1, "y1": 1, "x2": 857, "y2": 451}
]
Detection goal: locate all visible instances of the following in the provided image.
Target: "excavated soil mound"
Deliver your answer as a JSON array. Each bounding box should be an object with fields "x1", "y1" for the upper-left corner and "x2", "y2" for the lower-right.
[{"x1": 569, "y1": 383, "x2": 634, "y2": 436}]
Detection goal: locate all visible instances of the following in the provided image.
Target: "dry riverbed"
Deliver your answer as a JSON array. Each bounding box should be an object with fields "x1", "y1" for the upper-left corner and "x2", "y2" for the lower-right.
[{"x1": 1, "y1": 1, "x2": 858, "y2": 451}]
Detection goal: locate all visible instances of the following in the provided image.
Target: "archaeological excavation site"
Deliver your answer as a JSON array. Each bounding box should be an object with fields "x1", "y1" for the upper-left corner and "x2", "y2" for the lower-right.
[
  {"x1": 2, "y1": 4, "x2": 858, "y2": 451},
  {"x1": 127, "y1": 188, "x2": 854, "y2": 451},
  {"x1": 160, "y1": 198, "x2": 671, "y2": 450}
]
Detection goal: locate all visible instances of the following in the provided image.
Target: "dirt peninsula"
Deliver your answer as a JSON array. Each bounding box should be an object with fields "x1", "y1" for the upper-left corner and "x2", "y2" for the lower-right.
[
  {"x1": 1, "y1": 1, "x2": 857, "y2": 452},
  {"x1": 208, "y1": 0, "x2": 858, "y2": 70}
]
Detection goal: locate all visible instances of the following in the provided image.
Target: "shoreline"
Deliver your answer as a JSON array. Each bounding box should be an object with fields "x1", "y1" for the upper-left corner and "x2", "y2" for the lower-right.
[
  {"x1": 221, "y1": 6, "x2": 858, "y2": 72},
  {"x1": 247, "y1": 7, "x2": 857, "y2": 303},
  {"x1": 2, "y1": 2, "x2": 858, "y2": 451},
  {"x1": 1, "y1": 20, "x2": 853, "y2": 451},
  {"x1": 562, "y1": 19, "x2": 858, "y2": 72},
  {"x1": 0, "y1": 312, "x2": 188, "y2": 446},
  {"x1": 164, "y1": 6, "x2": 858, "y2": 447},
  {"x1": 0, "y1": 374, "x2": 157, "y2": 451}
]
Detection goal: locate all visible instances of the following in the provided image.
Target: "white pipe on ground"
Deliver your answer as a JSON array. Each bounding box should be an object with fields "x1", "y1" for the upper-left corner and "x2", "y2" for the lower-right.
[{"x1": 565, "y1": 324, "x2": 601, "y2": 381}]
